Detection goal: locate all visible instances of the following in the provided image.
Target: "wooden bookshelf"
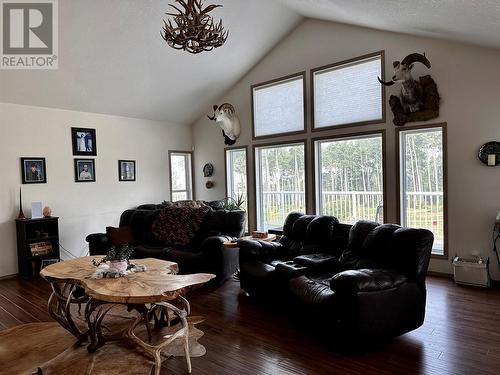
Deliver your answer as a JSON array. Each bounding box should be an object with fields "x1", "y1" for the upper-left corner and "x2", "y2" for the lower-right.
[{"x1": 16, "y1": 217, "x2": 60, "y2": 278}]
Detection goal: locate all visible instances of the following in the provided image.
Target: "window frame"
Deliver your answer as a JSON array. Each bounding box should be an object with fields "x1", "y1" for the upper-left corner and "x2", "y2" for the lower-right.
[
  {"x1": 311, "y1": 50, "x2": 386, "y2": 131},
  {"x1": 224, "y1": 146, "x2": 250, "y2": 231},
  {"x1": 251, "y1": 71, "x2": 307, "y2": 140},
  {"x1": 168, "y1": 150, "x2": 194, "y2": 202},
  {"x1": 312, "y1": 130, "x2": 387, "y2": 223},
  {"x1": 253, "y1": 140, "x2": 309, "y2": 231},
  {"x1": 395, "y1": 123, "x2": 448, "y2": 259}
]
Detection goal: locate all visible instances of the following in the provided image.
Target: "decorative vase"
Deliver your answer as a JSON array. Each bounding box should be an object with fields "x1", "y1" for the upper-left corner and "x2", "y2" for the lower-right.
[{"x1": 110, "y1": 260, "x2": 128, "y2": 272}]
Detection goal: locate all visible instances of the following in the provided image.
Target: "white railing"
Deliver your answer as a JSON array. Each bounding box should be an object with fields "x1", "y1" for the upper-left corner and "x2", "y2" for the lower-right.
[
  {"x1": 261, "y1": 191, "x2": 306, "y2": 229},
  {"x1": 260, "y1": 191, "x2": 444, "y2": 243},
  {"x1": 321, "y1": 191, "x2": 384, "y2": 224},
  {"x1": 404, "y1": 192, "x2": 444, "y2": 243},
  {"x1": 172, "y1": 191, "x2": 188, "y2": 201}
]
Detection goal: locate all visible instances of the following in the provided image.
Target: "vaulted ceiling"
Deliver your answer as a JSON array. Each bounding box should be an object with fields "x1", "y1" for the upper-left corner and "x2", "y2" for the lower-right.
[
  {"x1": 0, "y1": 0, "x2": 301, "y2": 125},
  {"x1": 1, "y1": 0, "x2": 500, "y2": 125},
  {"x1": 278, "y1": 0, "x2": 500, "y2": 50}
]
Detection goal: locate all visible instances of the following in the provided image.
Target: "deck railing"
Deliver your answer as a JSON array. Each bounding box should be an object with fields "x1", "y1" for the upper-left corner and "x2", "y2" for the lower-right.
[{"x1": 259, "y1": 191, "x2": 444, "y2": 244}]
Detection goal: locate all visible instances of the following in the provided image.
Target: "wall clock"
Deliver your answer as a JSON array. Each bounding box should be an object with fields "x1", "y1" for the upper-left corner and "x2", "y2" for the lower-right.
[{"x1": 478, "y1": 141, "x2": 500, "y2": 166}]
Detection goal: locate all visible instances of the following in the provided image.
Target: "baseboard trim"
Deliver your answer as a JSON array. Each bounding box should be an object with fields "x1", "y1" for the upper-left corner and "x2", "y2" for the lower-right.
[
  {"x1": 428, "y1": 271, "x2": 500, "y2": 288},
  {"x1": 0, "y1": 273, "x2": 17, "y2": 281},
  {"x1": 428, "y1": 271, "x2": 453, "y2": 279}
]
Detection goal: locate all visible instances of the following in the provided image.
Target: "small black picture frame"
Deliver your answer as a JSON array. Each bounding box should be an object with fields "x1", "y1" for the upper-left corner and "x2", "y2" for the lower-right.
[
  {"x1": 74, "y1": 159, "x2": 96, "y2": 182},
  {"x1": 21, "y1": 157, "x2": 47, "y2": 184},
  {"x1": 71, "y1": 127, "x2": 97, "y2": 156},
  {"x1": 118, "y1": 160, "x2": 136, "y2": 182}
]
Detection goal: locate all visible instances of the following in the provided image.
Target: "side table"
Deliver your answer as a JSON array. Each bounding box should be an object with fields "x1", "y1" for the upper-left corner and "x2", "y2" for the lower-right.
[{"x1": 223, "y1": 234, "x2": 277, "y2": 280}]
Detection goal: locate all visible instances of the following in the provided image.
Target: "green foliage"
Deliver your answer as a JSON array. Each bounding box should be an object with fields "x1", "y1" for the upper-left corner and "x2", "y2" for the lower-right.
[
  {"x1": 221, "y1": 194, "x2": 246, "y2": 211},
  {"x1": 92, "y1": 245, "x2": 134, "y2": 267},
  {"x1": 259, "y1": 145, "x2": 306, "y2": 192}
]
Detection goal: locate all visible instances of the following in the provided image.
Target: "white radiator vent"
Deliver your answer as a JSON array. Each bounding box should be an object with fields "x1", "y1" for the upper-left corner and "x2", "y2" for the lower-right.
[{"x1": 452, "y1": 256, "x2": 490, "y2": 287}]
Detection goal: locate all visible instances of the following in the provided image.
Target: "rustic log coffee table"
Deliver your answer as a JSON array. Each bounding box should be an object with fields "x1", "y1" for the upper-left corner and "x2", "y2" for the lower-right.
[{"x1": 40, "y1": 256, "x2": 215, "y2": 375}]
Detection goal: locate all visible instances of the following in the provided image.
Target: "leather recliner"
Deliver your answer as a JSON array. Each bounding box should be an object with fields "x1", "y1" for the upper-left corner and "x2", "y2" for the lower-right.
[
  {"x1": 238, "y1": 212, "x2": 434, "y2": 344},
  {"x1": 87, "y1": 204, "x2": 246, "y2": 283}
]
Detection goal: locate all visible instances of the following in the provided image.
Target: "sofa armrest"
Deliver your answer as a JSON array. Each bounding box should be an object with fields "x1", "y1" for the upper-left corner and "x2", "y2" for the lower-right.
[
  {"x1": 238, "y1": 239, "x2": 284, "y2": 263},
  {"x1": 330, "y1": 269, "x2": 407, "y2": 295},
  {"x1": 199, "y1": 235, "x2": 234, "y2": 253},
  {"x1": 86, "y1": 233, "x2": 109, "y2": 256}
]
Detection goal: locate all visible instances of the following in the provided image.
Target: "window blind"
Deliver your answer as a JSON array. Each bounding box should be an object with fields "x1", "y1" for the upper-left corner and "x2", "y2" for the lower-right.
[
  {"x1": 313, "y1": 55, "x2": 382, "y2": 128},
  {"x1": 253, "y1": 76, "x2": 304, "y2": 137}
]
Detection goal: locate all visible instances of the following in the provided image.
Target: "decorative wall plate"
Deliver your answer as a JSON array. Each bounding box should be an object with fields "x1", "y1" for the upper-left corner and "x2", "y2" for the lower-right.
[
  {"x1": 478, "y1": 141, "x2": 500, "y2": 166},
  {"x1": 203, "y1": 163, "x2": 214, "y2": 177}
]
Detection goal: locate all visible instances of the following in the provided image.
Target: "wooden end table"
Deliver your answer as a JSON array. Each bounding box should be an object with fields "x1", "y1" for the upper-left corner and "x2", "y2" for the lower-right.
[
  {"x1": 223, "y1": 233, "x2": 277, "y2": 249},
  {"x1": 223, "y1": 234, "x2": 277, "y2": 280},
  {"x1": 40, "y1": 256, "x2": 215, "y2": 375}
]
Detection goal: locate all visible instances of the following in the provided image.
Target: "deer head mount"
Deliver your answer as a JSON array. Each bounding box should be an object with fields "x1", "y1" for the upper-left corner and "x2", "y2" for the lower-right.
[{"x1": 207, "y1": 103, "x2": 241, "y2": 145}]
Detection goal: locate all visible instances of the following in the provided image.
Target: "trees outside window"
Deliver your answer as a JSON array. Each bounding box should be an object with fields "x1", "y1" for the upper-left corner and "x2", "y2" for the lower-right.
[
  {"x1": 226, "y1": 148, "x2": 248, "y2": 231},
  {"x1": 398, "y1": 126, "x2": 446, "y2": 256},
  {"x1": 255, "y1": 143, "x2": 306, "y2": 230},
  {"x1": 169, "y1": 151, "x2": 193, "y2": 201},
  {"x1": 315, "y1": 133, "x2": 385, "y2": 223}
]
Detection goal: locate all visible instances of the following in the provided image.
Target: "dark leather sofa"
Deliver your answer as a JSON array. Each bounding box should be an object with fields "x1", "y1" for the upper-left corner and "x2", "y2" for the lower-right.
[
  {"x1": 238, "y1": 212, "x2": 434, "y2": 344},
  {"x1": 86, "y1": 203, "x2": 245, "y2": 283}
]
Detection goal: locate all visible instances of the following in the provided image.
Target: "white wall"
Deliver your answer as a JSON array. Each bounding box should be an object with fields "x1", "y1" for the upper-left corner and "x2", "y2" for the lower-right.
[
  {"x1": 191, "y1": 19, "x2": 500, "y2": 280},
  {"x1": 0, "y1": 103, "x2": 192, "y2": 277}
]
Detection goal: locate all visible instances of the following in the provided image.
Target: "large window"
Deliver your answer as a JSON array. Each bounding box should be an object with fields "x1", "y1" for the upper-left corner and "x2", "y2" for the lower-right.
[
  {"x1": 398, "y1": 125, "x2": 446, "y2": 256},
  {"x1": 312, "y1": 52, "x2": 384, "y2": 129},
  {"x1": 255, "y1": 143, "x2": 306, "y2": 231},
  {"x1": 169, "y1": 151, "x2": 193, "y2": 201},
  {"x1": 252, "y1": 73, "x2": 305, "y2": 138},
  {"x1": 314, "y1": 133, "x2": 385, "y2": 223},
  {"x1": 225, "y1": 147, "x2": 248, "y2": 230}
]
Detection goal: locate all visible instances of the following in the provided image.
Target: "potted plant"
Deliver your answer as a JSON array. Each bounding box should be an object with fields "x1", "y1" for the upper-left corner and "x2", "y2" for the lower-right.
[
  {"x1": 92, "y1": 244, "x2": 134, "y2": 272},
  {"x1": 221, "y1": 194, "x2": 245, "y2": 211}
]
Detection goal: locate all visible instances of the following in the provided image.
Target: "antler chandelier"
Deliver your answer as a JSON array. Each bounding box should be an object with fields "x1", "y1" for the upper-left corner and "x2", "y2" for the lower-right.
[{"x1": 161, "y1": 0, "x2": 228, "y2": 54}]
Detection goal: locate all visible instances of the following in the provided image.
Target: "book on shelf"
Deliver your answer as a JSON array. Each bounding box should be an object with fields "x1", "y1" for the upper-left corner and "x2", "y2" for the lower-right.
[{"x1": 30, "y1": 241, "x2": 53, "y2": 257}]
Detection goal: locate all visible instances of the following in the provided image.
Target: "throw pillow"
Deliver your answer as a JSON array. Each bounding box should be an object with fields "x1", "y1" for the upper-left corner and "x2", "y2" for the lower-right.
[{"x1": 106, "y1": 226, "x2": 135, "y2": 246}]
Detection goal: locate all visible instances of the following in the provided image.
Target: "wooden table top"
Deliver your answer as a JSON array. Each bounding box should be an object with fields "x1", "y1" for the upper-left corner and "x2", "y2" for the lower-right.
[
  {"x1": 223, "y1": 233, "x2": 277, "y2": 248},
  {"x1": 40, "y1": 256, "x2": 215, "y2": 304}
]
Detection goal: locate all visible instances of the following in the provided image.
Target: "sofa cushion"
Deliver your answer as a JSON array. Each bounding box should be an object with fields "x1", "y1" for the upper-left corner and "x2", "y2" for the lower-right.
[
  {"x1": 132, "y1": 245, "x2": 171, "y2": 259},
  {"x1": 330, "y1": 269, "x2": 407, "y2": 294},
  {"x1": 289, "y1": 273, "x2": 337, "y2": 306},
  {"x1": 293, "y1": 253, "x2": 339, "y2": 269},
  {"x1": 106, "y1": 226, "x2": 135, "y2": 246},
  {"x1": 302, "y1": 216, "x2": 340, "y2": 255}
]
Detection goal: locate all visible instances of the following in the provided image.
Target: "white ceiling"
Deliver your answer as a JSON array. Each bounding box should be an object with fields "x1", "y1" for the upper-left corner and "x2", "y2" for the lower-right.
[
  {"x1": 0, "y1": 0, "x2": 301, "y2": 125},
  {"x1": 278, "y1": 0, "x2": 500, "y2": 50},
  {"x1": 2, "y1": 0, "x2": 500, "y2": 125}
]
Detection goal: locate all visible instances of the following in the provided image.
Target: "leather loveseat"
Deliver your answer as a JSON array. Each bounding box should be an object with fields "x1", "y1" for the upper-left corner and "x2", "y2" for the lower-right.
[
  {"x1": 86, "y1": 203, "x2": 245, "y2": 283},
  {"x1": 238, "y1": 212, "x2": 434, "y2": 344}
]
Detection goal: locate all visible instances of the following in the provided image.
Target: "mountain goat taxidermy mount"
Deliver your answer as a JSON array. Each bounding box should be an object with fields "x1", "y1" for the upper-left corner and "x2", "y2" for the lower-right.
[
  {"x1": 378, "y1": 52, "x2": 440, "y2": 126},
  {"x1": 207, "y1": 103, "x2": 241, "y2": 145}
]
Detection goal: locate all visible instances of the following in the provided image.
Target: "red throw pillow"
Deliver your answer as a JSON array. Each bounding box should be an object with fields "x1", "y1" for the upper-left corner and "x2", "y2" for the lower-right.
[{"x1": 106, "y1": 226, "x2": 135, "y2": 246}]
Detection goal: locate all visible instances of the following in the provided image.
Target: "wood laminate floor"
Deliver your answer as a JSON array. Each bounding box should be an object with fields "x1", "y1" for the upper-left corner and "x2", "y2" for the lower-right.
[{"x1": 0, "y1": 275, "x2": 499, "y2": 375}]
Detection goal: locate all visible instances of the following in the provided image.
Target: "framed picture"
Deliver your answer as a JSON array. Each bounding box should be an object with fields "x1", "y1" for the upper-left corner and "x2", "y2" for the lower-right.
[
  {"x1": 118, "y1": 160, "x2": 136, "y2": 181},
  {"x1": 74, "y1": 159, "x2": 96, "y2": 182},
  {"x1": 21, "y1": 157, "x2": 47, "y2": 184},
  {"x1": 71, "y1": 127, "x2": 97, "y2": 156},
  {"x1": 40, "y1": 258, "x2": 60, "y2": 269}
]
